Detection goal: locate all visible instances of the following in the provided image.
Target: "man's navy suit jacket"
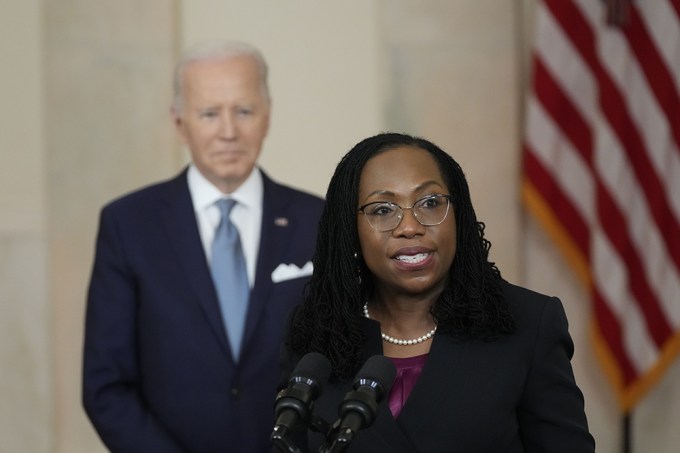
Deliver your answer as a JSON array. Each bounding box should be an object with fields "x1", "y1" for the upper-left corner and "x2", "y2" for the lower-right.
[{"x1": 83, "y1": 168, "x2": 325, "y2": 452}]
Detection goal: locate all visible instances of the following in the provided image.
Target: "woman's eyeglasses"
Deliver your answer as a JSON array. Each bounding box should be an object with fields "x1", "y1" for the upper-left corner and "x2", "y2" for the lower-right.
[{"x1": 357, "y1": 194, "x2": 452, "y2": 232}]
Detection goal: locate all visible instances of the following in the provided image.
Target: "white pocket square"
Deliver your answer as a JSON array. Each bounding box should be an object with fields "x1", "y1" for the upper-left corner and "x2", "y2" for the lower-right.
[{"x1": 271, "y1": 261, "x2": 314, "y2": 283}]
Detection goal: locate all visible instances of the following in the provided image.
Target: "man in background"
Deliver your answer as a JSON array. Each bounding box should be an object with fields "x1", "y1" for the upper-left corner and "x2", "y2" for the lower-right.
[{"x1": 82, "y1": 40, "x2": 324, "y2": 452}]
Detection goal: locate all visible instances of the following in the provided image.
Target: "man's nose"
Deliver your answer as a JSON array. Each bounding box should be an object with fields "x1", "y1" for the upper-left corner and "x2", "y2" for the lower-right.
[{"x1": 219, "y1": 114, "x2": 237, "y2": 138}]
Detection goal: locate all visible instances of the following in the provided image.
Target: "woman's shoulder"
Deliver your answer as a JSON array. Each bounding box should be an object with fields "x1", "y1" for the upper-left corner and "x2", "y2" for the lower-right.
[
  {"x1": 499, "y1": 280, "x2": 568, "y2": 332},
  {"x1": 500, "y1": 280, "x2": 561, "y2": 307},
  {"x1": 500, "y1": 280, "x2": 553, "y2": 301}
]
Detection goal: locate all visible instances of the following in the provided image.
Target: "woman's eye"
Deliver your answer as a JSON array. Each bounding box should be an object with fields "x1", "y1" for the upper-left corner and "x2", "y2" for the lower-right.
[
  {"x1": 370, "y1": 204, "x2": 396, "y2": 216},
  {"x1": 422, "y1": 198, "x2": 438, "y2": 208},
  {"x1": 418, "y1": 195, "x2": 443, "y2": 209}
]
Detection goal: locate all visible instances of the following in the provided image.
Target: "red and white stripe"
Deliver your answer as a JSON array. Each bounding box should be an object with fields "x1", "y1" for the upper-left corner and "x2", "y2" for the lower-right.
[{"x1": 522, "y1": 0, "x2": 680, "y2": 411}]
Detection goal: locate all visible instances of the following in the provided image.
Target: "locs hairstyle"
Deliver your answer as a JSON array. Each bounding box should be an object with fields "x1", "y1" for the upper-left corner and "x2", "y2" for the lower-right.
[{"x1": 288, "y1": 133, "x2": 515, "y2": 379}]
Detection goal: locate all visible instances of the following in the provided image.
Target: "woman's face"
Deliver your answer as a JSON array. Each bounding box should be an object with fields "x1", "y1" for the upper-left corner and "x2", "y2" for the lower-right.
[{"x1": 357, "y1": 145, "x2": 457, "y2": 299}]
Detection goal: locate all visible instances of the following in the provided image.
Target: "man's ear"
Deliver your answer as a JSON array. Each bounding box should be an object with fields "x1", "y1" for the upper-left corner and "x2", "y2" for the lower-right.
[{"x1": 171, "y1": 107, "x2": 187, "y2": 141}]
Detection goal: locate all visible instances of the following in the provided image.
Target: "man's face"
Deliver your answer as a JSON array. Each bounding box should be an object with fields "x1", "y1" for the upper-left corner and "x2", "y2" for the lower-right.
[{"x1": 173, "y1": 56, "x2": 270, "y2": 194}]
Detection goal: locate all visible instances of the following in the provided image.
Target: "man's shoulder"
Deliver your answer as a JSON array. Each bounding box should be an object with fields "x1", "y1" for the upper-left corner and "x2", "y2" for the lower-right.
[
  {"x1": 103, "y1": 170, "x2": 187, "y2": 213},
  {"x1": 262, "y1": 171, "x2": 325, "y2": 207},
  {"x1": 273, "y1": 183, "x2": 325, "y2": 205}
]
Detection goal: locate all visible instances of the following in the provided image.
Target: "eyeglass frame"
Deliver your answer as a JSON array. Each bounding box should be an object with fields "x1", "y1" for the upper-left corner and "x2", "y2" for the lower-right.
[{"x1": 357, "y1": 193, "x2": 453, "y2": 232}]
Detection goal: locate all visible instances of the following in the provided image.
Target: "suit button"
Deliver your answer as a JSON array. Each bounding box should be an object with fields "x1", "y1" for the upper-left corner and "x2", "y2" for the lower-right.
[{"x1": 231, "y1": 387, "x2": 239, "y2": 398}]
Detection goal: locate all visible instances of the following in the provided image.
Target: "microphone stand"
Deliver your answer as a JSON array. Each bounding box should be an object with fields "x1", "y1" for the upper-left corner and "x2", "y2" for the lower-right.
[
  {"x1": 271, "y1": 428, "x2": 303, "y2": 453},
  {"x1": 317, "y1": 422, "x2": 346, "y2": 453},
  {"x1": 272, "y1": 414, "x2": 333, "y2": 453},
  {"x1": 318, "y1": 389, "x2": 376, "y2": 453},
  {"x1": 318, "y1": 432, "x2": 351, "y2": 453}
]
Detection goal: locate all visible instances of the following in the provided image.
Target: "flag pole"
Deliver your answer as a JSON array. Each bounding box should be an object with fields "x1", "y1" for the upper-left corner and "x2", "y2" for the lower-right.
[
  {"x1": 623, "y1": 412, "x2": 631, "y2": 453},
  {"x1": 606, "y1": 3, "x2": 634, "y2": 453}
]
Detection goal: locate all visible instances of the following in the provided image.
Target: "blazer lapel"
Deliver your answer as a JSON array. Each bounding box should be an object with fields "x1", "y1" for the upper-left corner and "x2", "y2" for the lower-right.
[
  {"x1": 241, "y1": 175, "x2": 290, "y2": 352},
  {"x1": 396, "y1": 334, "x2": 467, "y2": 441},
  {"x1": 357, "y1": 320, "x2": 469, "y2": 451},
  {"x1": 352, "y1": 319, "x2": 420, "y2": 452},
  {"x1": 160, "y1": 170, "x2": 231, "y2": 358}
]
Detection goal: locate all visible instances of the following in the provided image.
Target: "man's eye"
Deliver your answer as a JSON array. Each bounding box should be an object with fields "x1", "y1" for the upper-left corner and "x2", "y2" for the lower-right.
[{"x1": 200, "y1": 111, "x2": 218, "y2": 118}]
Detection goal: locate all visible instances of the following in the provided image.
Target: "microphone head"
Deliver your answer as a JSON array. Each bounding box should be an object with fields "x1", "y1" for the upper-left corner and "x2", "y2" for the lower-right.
[
  {"x1": 353, "y1": 355, "x2": 397, "y2": 400},
  {"x1": 289, "y1": 352, "x2": 332, "y2": 397}
]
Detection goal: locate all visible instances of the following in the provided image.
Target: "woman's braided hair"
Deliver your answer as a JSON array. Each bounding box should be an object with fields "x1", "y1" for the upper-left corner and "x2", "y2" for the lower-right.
[{"x1": 288, "y1": 133, "x2": 515, "y2": 379}]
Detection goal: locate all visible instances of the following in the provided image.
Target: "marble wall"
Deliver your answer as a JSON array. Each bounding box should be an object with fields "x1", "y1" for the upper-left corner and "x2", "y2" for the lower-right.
[
  {"x1": 0, "y1": 1, "x2": 51, "y2": 452},
  {"x1": 44, "y1": 1, "x2": 179, "y2": 451},
  {"x1": 178, "y1": 0, "x2": 385, "y2": 197},
  {"x1": 378, "y1": 0, "x2": 522, "y2": 282}
]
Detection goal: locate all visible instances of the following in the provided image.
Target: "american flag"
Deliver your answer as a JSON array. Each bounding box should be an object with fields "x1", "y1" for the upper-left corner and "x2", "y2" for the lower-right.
[{"x1": 522, "y1": 0, "x2": 680, "y2": 411}]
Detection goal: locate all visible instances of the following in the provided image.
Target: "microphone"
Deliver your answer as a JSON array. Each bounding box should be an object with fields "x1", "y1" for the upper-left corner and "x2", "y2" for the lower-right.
[
  {"x1": 272, "y1": 352, "x2": 332, "y2": 452},
  {"x1": 327, "y1": 355, "x2": 396, "y2": 452}
]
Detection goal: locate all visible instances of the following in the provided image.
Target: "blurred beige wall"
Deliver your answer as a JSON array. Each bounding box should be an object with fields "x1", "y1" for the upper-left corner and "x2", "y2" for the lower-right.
[
  {"x1": 43, "y1": 1, "x2": 180, "y2": 451},
  {"x1": 0, "y1": 1, "x2": 51, "y2": 452},
  {"x1": 1, "y1": 1, "x2": 679, "y2": 452},
  {"x1": 179, "y1": 0, "x2": 385, "y2": 198}
]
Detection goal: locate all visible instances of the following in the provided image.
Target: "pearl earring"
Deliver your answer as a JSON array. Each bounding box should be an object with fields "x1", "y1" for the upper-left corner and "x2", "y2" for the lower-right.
[{"x1": 353, "y1": 252, "x2": 361, "y2": 285}]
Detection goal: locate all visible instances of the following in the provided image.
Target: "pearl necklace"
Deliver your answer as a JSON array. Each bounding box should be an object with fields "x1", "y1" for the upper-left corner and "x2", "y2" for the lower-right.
[{"x1": 362, "y1": 302, "x2": 437, "y2": 346}]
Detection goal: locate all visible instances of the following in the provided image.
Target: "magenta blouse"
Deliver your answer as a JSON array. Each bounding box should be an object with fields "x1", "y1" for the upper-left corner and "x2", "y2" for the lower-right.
[{"x1": 387, "y1": 353, "x2": 428, "y2": 418}]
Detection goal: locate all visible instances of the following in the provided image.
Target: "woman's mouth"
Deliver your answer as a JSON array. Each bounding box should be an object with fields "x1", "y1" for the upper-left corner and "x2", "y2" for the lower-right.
[{"x1": 395, "y1": 253, "x2": 430, "y2": 264}]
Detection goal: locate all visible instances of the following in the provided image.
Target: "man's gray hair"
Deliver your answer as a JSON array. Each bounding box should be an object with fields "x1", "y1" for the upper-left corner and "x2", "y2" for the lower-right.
[{"x1": 172, "y1": 40, "x2": 270, "y2": 114}]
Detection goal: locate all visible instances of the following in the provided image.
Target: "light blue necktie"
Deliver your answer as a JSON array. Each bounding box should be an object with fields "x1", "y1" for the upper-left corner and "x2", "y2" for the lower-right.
[{"x1": 211, "y1": 199, "x2": 249, "y2": 360}]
